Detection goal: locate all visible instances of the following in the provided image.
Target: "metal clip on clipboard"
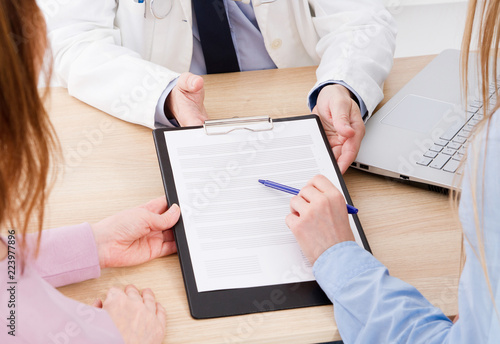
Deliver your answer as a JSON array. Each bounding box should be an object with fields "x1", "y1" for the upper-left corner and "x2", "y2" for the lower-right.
[{"x1": 203, "y1": 116, "x2": 274, "y2": 135}]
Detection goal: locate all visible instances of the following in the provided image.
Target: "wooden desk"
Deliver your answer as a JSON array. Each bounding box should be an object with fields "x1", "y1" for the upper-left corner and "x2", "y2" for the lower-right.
[{"x1": 45, "y1": 55, "x2": 461, "y2": 343}]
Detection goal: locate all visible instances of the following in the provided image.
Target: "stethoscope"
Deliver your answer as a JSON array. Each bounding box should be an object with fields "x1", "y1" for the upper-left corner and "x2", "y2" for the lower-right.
[{"x1": 135, "y1": 0, "x2": 277, "y2": 20}]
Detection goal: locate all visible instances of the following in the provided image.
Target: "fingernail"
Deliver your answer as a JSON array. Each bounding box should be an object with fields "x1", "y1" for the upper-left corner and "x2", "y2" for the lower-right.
[
  {"x1": 169, "y1": 204, "x2": 180, "y2": 212},
  {"x1": 190, "y1": 77, "x2": 197, "y2": 89}
]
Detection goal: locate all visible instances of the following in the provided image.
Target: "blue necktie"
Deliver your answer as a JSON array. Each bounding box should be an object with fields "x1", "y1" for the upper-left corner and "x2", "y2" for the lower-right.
[{"x1": 192, "y1": 0, "x2": 240, "y2": 74}]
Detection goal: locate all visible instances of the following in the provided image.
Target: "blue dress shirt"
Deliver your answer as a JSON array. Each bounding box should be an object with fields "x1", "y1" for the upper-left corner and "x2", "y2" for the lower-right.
[
  {"x1": 313, "y1": 112, "x2": 500, "y2": 343},
  {"x1": 155, "y1": 0, "x2": 367, "y2": 127}
]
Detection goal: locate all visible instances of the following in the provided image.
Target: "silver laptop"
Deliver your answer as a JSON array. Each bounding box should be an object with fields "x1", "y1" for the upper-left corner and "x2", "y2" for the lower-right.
[{"x1": 353, "y1": 49, "x2": 495, "y2": 190}]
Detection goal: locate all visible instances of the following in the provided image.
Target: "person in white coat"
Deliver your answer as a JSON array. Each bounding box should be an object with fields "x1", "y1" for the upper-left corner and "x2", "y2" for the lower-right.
[{"x1": 39, "y1": 0, "x2": 396, "y2": 173}]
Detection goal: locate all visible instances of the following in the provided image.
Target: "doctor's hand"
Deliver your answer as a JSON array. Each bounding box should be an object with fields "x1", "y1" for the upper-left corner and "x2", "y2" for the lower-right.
[
  {"x1": 313, "y1": 84, "x2": 365, "y2": 174},
  {"x1": 165, "y1": 72, "x2": 208, "y2": 126},
  {"x1": 285, "y1": 175, "x2": 355, "y2": 265},
  {"x1": 91, "y1": 196, "x2": 180, "y2": 269}
]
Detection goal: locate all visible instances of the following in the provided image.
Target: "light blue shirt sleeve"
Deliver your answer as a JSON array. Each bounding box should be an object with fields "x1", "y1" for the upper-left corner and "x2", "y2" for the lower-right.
[
  {"x1": 154, "y1": 77, "x2": 179, "y2": 128},
  {"x1": 314, "y1": 242, "x2": 454, "y2": 343},
  {"x1": 313, "y1": 111, "x2": 500, "y2": 343}
]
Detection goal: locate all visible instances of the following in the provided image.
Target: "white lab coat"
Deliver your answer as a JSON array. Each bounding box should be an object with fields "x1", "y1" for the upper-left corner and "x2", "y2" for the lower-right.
[{"x1": 39, "y1": 0, "x2": 396, "y2": 128}]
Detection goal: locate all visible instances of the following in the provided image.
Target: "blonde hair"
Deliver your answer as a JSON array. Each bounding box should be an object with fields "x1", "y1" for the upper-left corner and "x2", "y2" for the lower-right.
[
  {"x1": 0, "y1": 0, "x2": 58, "y2": 266},
  {"x1": 459, "y1": 0, "x2": 500, "y2": 316}
]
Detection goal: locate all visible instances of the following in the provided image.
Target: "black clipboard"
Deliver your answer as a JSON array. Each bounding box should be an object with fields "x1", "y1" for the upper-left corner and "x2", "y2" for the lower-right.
[{"x1": 153, "y1": 114, "x2": 371, "y2": 319}]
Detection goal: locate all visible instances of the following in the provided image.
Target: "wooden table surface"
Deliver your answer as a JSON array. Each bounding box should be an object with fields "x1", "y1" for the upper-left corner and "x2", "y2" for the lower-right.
[{"x1": 43, "y1": 54, "x2": 462, "y2": 343}]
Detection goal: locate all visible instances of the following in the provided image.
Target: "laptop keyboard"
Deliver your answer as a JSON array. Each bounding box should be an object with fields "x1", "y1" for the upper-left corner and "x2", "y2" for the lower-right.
[{"x1": 416, "y1": 81, "x2": 498, "y2": 173}]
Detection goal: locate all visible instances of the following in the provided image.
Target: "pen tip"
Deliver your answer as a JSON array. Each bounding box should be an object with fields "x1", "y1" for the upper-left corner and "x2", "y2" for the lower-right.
[{"x1": 258, "y1": 179, "x2": 265, "y2": 184}]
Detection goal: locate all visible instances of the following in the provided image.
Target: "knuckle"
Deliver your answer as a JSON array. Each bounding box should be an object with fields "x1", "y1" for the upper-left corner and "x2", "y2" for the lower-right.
[
  {"x1": 143, "y1": 288, "x2": 155, "y2": 298},
  {"x1": 317, "y1": 195, "x2": 329, "y2": 208},
  {"x1": 300, "y1": 185, "x2": 312, "y2": 194},
  {"x1": 302, "y1": 207, "x2": 314, "y2": 221},
  {"x1": 125, "y1": 284, "x2": 137, "y2": 292},
  {"x1": 317, "y1": 174, "x2": 328, "y2": 182},
  {"x1": 330, "y1": 191, "x2": 345, "y2": 206},
  {"x1": 107, "y1": 287, "x2": 122, "y2": 297}
]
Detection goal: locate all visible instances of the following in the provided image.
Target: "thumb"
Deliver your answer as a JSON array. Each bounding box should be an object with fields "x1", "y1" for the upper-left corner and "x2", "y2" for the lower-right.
[
  {"x1": 178, "y1": 72, "x2": 204, "y2": 93},
  {"x1": 331, "y1": 111, "x2": 355, "y2": 138},
  {"x1": 149, "y1": 204, "x2": 181, "y2": 231}
]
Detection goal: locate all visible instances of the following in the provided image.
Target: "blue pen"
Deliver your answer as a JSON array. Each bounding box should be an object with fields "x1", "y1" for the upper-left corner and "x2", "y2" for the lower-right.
[{"x1": 258, "y1": 179, "x2": 359, "y2": 214}]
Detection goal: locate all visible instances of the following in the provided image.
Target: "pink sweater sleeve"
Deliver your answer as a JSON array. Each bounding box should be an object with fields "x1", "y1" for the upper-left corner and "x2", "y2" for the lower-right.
[
  {"x1": 0, "y1": 225, "x2": 124, "y2": 343},
  {"x1": 27, "y1": 223, "x2": 101, "y2": 287}
]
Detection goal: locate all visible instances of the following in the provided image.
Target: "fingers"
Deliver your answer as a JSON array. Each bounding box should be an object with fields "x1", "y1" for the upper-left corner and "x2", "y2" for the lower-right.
[
  {"x1": 177, "y1": 72, "x2": 204, "y2": 93},
  {"x1": 316, "y1": 85, "x2": 366, "y2": 174},
  {"x1": 140, "y1": 196, "x2": 168, "y2": 214},
  {"x1": 337, "y1": 142, "x2": 359, "y2": 174},
  {"x1": 156, "y1": 302, "x2": 167, "y2": 328},
  {"x1": 285, "y1": 213, "x2": 299, "y2": 230},
  {"x1": 123, "y1": 285, "x2": 168, "y2": 321},
  {"x1": 124, "y1": 285, "x2": 142, "y2": 301},
  {"x1": 106, "y1": 286, "x2": 124, "y2": 299},
  {"x1": 331, "y1": 107, "x2": 355, "y2": 139},
  {"x1": 167, "y1": 73, "x2": 208, "y2": 127},
  {"x1": 103, "y1": 284, "x2": 167, "y2": 338},
  {"x1": 159, "y1": 241, "x2": 177, "y2": 257},
  {"x1": 189, "y1": 75, "x2": 204, "y2": 93},
  {"x1": 103, "y1": 286, "x2": 126, "y2": 308},
  {"x1": 181, "y1": 107, "x2": 208, "y2": 126},
  {"x1": 297, "y1": 184, "x2": 322, "y2": 203},
  {"x1": 317, "y1": 85, "x2": 356, "y2": 138},
  {"x1": 337, "y1": 109, "x2": 365, "y2": 174},
  {"x1": 149, "y1": 204, "x2": 181, "y2": 231},
  {"x1": 305, "y1": 175, "x2": 336, "y2": 193},
  {"x1": 141, "y1": 288, "x2": 157, "y2": 313},
  {"x1": 289, "y1": 195, "x2": 309, "y2": 214}
]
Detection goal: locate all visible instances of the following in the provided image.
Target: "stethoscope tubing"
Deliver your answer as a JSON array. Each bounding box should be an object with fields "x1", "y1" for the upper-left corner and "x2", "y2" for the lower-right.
[{"x1": 142, "y1": 0, "x2": 277, "y2": 20}]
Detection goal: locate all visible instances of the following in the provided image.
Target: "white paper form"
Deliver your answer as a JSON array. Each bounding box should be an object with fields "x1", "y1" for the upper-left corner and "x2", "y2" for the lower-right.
[{"x1": 164, "y1": 118, "x2": 364, "y2": 292}]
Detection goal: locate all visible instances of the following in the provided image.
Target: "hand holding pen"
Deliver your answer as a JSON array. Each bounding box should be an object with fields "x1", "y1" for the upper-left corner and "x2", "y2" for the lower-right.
[
  {"x1": 279, "y1": 175, "x2": 357, "y2": 265},
  {"x1": 258, "y1": 179, "x2": 358, "y2": 214}
]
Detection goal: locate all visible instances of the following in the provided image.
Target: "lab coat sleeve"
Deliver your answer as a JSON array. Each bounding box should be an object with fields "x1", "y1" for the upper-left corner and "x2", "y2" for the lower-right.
[
  {"x1": 310, "y1": 0, "x2": 397, "y2": 119},
  {"x1": 38, "y1": 0, "x2": 179, "y2": 128}
]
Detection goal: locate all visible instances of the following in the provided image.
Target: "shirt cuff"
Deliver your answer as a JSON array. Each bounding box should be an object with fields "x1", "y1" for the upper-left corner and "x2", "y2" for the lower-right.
[
  {"x1": 155, "y1": 77, "x2": 180, "y2": 128},
  {"x1": 308, "y1": 81, "x2": 369, "y2": 122},
  {"x1": 313, "y1": 241, "x2": 382, "y2": 300},
  {"x1": 29, "y1": 223, "x2": 101, "y2": 288}
]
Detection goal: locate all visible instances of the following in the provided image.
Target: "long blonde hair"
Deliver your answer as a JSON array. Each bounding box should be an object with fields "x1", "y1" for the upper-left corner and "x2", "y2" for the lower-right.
[
  {"x1": 459, "y1": 0, "x2": 500, "y2": 315},
  {"x1": 0, "y1": 0, "x2": 58, "y2": 265}
]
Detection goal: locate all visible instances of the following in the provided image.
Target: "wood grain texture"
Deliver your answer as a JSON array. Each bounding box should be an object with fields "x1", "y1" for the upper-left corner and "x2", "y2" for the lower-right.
[{"x1": 42, "y1": 54, "x2": 460, "y2": 343}]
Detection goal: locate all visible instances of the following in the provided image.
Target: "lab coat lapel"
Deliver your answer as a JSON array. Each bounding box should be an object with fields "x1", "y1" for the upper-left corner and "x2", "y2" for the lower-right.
[
  {"x1": 178, "y1": 0, "x2": 193, "y2": 25},
  {"x1": 253, "y1": 0, "x2": 270, "y2": 40}
]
